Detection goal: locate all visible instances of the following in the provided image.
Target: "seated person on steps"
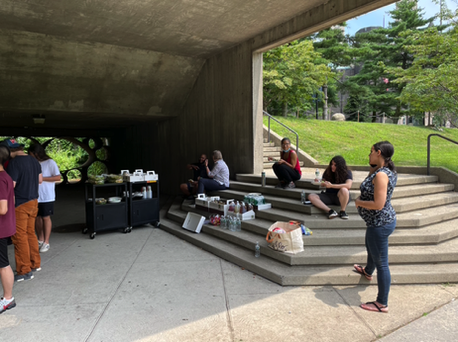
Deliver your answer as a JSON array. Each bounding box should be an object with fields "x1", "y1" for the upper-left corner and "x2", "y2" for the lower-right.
[
  {"x1": 196, "y1": 150, "x2": 229, "y2": 195},
  {"x1": 307, "y1": 156, "x2": 352, "y2": 219},
  {"x1": 180, "y1": 154, "x2": 208, "y2": 199},
  {"x1": 270, "y1": 137, "x2": 302, "y2": 189}
]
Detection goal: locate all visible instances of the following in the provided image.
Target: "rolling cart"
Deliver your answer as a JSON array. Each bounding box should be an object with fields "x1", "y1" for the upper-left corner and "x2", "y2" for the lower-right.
[
  {"x1": 126, "y1": 180, "x2": 160, "y2": 229},
  {"x1": 83, "y1": 182, "x2": 129, "y2": 239}
]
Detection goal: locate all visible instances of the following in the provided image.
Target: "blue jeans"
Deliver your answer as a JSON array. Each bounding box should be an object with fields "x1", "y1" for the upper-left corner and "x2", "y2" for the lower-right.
[
  {"x1": 364, "y1": 219, "x2": 396, "y2": 306},
  {"x1": 197, "y1": 178, "x2": 227, "y2": 194}
]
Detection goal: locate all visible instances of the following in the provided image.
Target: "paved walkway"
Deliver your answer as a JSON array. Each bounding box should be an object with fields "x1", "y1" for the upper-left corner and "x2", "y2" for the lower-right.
[{"x1": 1, "y1": 185, "x2": 457, "y2": 342}]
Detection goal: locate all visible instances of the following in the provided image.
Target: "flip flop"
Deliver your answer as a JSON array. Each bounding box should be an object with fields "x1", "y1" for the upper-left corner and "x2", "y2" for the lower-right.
[
  {"x1": 353, "y1": 264, "x2": 373, "y2": 281},
  {"x1": 360, "y1": 301, "x2": 388, "y2": 313}
]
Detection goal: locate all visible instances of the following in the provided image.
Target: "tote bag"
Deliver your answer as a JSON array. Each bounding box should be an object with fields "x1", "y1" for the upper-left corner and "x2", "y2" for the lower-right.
[{"x1": 265, "y1": 221, "x2": 304, "y2": 254}]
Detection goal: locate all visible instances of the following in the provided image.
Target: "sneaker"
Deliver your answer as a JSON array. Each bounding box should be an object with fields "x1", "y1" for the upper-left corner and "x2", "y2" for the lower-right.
[
  {"x1": 32, "y1": 267, "x2": 42, "y2": 272},
  {"x1": 340, "y1": 211, "x2": 349, "y2": 220},
  {"x1": 275, "y1": 183, "x2": 284, "y2": 188},
  {"x1": 14, "y1": 271, "x2": 34, "y2": 282},
  {"x1": 287, "y1": 182, "x2": 296, "y2": 189},
  {"x1": 0, "y1": 297, "x2": 16, "y2": 314},
  {"x1": 38, "y1": 240, "x2": 44, "y2": 249},
  {"x1": 328, "y1": 209, "x2": 338, "y2": 219},
  {"x1": 40, "y1": 243, "x2": 50, "y2": 253}
]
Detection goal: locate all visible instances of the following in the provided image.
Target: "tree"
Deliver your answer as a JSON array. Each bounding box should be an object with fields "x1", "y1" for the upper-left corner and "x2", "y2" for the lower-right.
[
  {"x1": 389, "y1": 7, "x2": 458, "y2": 125},
  {"x1": 341, "y1": 0, "x2": 435, "y2": 122},
  {"x1": 263, "y1": 40, "x2": 334, "y2": 117}
]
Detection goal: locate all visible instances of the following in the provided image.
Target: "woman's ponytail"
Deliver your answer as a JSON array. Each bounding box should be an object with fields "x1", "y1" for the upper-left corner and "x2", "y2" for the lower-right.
[{"x1": 373, "y1": 141, "x2": 396, "y2": 172}]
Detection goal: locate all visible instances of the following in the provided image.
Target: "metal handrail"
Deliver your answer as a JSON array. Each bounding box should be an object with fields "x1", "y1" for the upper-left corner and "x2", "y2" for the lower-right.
[
  {"x1": 263, "y1": 110, "x2": 298, "y2": 154},
  {"x1": 427, "y1": 133, "x2": 458, "y2": 175}
]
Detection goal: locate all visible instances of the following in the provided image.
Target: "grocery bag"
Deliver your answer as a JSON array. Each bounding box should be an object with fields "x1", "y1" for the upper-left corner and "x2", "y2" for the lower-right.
[{"x1": 265, "y1": 221, "x2": 304, "y2": 254}]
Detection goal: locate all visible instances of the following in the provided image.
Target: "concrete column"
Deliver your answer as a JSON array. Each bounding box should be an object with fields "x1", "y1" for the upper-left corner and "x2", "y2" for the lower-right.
[{"x1": 253, "y1": 52, "x2": 264, "y2": 175}]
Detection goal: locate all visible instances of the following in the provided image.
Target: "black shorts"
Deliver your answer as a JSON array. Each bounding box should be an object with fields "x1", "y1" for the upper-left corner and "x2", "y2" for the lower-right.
[
  {"x1": 318, "y1": 191, "x2": 351, "y2": 206},
  {"x1": 0, "y1": 238, "x2": 10, "y2": 268},
  {"x1": 38, "y1": 202, "x2": 54, "y2": 217}
]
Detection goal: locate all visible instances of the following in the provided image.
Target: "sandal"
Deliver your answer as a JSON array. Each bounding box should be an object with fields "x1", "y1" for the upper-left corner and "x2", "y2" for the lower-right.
[
  {"x1": 360, "y1": 301, "x2": 388, "y2": 313},
  {"x1": 353, "y1": 264, "x2": 373, "y2": 281}
]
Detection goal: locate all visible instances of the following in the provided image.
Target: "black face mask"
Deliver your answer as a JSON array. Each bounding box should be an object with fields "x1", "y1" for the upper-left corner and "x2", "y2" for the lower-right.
[{"x1": 370, "y1": 164, "x2": 377, "y2": 168}]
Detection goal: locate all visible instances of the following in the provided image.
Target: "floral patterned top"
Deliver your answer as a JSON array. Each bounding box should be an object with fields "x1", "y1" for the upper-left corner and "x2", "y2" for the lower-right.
[{"x1": 358, "y1": 167, "x2": 397, "y2": 227}]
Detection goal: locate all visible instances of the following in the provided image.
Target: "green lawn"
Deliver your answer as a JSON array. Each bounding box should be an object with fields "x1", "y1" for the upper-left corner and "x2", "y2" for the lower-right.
[{"x1": 263, "y1": 117, "x2": 458, "y2": 173}]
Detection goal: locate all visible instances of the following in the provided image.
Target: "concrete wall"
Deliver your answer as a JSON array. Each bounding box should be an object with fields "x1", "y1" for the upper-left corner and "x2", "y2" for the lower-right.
[{"x1": 154, "y1": 0, "x2": 398, "y2": 194}]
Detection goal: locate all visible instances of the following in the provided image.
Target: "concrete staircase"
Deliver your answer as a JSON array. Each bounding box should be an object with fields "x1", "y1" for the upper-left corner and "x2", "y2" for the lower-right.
[
  {"x1": 161, "y1": 171, "x2": 458, "y2": 286},
  {"x1": 263, "y1": 140, "x2": 304, "y2": 169}
]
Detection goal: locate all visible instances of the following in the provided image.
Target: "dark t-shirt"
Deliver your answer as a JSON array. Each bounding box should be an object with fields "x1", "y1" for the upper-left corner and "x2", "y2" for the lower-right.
[
  {"x1": 0, "y1": 171, "x2": 16, "y2": 238},
  {"x1": 326, "y1": 170, "x2": 353, "y2": 194},
  {"x1": 6, "y1": 155, "x2": 42, "y2": 207},
  {"x1": 192, "y1": 161, "x2": 208, "y2": 180}
]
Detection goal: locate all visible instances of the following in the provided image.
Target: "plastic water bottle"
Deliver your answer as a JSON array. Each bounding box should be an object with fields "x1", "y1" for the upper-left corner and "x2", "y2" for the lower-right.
[
  {"x1": 236, "y1": 217, "x2": 241, "y2": 232},
  {"x1": 301, "y1": 190, "x2": 306, "y2": 204},
  {"x1": 261, "y1": 172, "x2": 266, "y2": 187},
  {"x1": 315, "y1": 168, "x2": 320, "y2": 181},
  {"x1": 255, "y1": 241, "x2": 261, "y2": 258},
  {"x1": 146, "y1": 186, "x2": 152, "y2": 199},
  {"x1": 142, "y1": 187, "x2": 147, "y2": 199}
]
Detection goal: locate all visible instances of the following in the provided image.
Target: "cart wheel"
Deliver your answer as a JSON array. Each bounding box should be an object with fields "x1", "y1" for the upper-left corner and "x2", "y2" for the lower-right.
[
  {"x1": 82, "y1": 227, "x2": 88, "y2": 234},
  {"x1": 124, "y1": 227, "x2": 130, "y2": 234},
  {"x1": 128, "y1": 228, "x2": 132, "y2": 233},
  {"x1": 90, "y1": 232, "x2": 96, "y2": 239}
]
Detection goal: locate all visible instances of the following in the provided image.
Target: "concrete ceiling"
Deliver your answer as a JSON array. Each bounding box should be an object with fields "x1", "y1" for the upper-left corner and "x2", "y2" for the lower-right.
[
  {"x1": 0, "y1": 0, "x2": 339, "y2": 132},
  {"x1": 0, "y1": 0, "x2": 325, "y2": 58}
]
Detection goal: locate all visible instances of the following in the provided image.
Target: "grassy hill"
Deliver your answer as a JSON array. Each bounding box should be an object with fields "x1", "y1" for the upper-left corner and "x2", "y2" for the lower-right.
[{"x1": 263, "y1": 117, "x2": 458, "y2": 173}]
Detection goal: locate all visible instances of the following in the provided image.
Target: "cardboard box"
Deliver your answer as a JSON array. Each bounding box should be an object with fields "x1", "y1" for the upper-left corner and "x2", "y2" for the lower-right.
[
  {"x1": 182, "y1": 212, "x2": 205, "y2": 233},
  {"x1": 227, "y1": 210, "x2": 255, "y2": 221},
  {"x1": 121, "y1": 169, "x2": 144, "y2": 182},
  {"x1": 145, "y1": 171, "x2": 159, "y2": 182},
  {"x1": 209, "y1": 199, "x2": 234, "y2": 216},
  {"x1": 254, "y1": 203, "x2": 272, "y2": 211}
]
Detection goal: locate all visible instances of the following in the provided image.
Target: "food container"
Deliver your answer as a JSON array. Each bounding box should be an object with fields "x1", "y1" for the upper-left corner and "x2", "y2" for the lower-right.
[
  {"x1": 88, "y1": 175, "x2": 106, "y2": 185},
  {"x1": 106, "y1": 174, "x2": 123, "y2": 183},
  {"x1": 108, "y1": 197, "x2": 122, "y2": 203},
  {"x1": 95, "y1": 198, "x2": 107, "y2": 205}
]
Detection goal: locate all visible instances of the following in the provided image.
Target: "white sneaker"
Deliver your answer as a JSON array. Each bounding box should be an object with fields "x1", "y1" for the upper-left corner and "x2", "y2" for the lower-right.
[
  {"x1": 40, "y1": 243, "x2": 50, "y2": 253},
  {"x1": 38, "y1": 240, "x2": 44, "y2": 249}
]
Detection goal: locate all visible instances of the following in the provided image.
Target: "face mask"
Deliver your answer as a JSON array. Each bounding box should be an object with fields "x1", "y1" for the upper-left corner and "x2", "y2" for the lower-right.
[{"x1": 283, "y1": 149, "x2": 290, "y2": 153}]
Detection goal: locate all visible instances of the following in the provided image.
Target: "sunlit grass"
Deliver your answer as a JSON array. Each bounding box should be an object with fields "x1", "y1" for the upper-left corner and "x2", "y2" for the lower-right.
[{"x1": 263, "y1": 117, "x2": 458, "y2": 173}]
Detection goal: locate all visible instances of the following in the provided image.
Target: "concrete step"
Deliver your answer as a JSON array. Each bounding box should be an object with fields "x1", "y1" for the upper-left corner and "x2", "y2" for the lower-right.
[
  {"x1": 211, "y1": 189, "x2": 458, "y2": 216},
  {"x1": 263, "y1": 142, "x2": 275, "y2": 147},
  {"x1": 162, "y1": 201, "x2": 458, "y2": 285},
  {"x1": 263, "y1": 146, "x2": 281, "y2": 152},
  {"x1": 227, "y1": 181, "x2": 454, "y2": 202},
  {"x1": 236, "y1": 174, "x2": 440, "y2": 189},
  {"x1": 168, "y1": 201, "x2": 458, "y2": 267},
  {"x1": 176, "y1": 201, "x2": 458, "y2": 246}
]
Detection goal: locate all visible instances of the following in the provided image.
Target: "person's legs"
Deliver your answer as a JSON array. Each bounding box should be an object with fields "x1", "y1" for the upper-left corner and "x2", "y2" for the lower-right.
[
  {"x1": 42, "y1": 216, "x2": 52, "y2": 245},
  {"x1": 337, "y1": 188, "x2": 350, "y2": 211},
  {"x1": 307, "y1": 193, "x2": 331, "y2": 212},
  {"x1": 35, "y1": 216, "x2": 44, "y2": 243},
  {"x1": 272, "y1": 163, "x2": 286, "y2": 184},
  {"x1": 364, "y1": 220, "x2": 396, "y2": 306},
  {"x1": 12, "y1": 204, "x2": 32, "y2": 275},
  {"x1": 26, "y1": 200, "x2": 41, "y2": 269},
  {"x1": 180, "y1": 183, "x2": 191, "y2": 196},
  {"x1": 197, "y1": 178, "x2": 226, "y2": 194},
  {"x1": 0, "y1": 238, "x2": 14, "y2": 300}
]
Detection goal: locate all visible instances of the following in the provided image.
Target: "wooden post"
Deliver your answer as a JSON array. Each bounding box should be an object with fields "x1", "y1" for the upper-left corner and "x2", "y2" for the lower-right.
[{"x1": 357, "y1": 111, "x2": 359, "y2": 122}]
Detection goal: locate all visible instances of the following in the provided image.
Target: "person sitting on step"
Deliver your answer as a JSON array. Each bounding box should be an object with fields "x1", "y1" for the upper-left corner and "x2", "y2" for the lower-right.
[
  {"x1": 270, "y1": 137, "x2": 302, "y2": 189},
  {"x1": 307, "y1": 155, "x2": 352, "y2": 219}
]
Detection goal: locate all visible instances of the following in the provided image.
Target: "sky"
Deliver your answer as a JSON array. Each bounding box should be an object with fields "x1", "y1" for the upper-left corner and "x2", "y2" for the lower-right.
[{"x1": 346, "y1": 0, "x2": 457, "y2": 36}]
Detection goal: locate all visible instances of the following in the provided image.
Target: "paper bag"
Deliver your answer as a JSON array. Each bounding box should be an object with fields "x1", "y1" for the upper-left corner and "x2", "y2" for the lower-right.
[{"x1": 265, "y1": 221, "x2": 304, "y2": 254}]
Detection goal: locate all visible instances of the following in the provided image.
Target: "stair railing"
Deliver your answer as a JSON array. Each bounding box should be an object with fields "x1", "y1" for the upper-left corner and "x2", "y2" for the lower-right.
[
  {"x1": 263, "y1": 110, "x2": 298, "y2": 154},
  {"x1": 427, "y1": 133, "x2": 458, "y2": 175}
]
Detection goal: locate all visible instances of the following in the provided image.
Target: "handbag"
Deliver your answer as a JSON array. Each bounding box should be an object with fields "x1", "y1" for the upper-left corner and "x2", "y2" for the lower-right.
[{"x1": 265, "y1": 221, "x2": 304, "y2": 254}]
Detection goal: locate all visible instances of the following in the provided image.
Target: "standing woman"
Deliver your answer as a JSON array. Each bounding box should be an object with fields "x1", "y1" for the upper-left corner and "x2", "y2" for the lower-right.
[
  {"x1": 29, "y1": 143, "x2": 61, "y2": 253},
  {"x1": 271, "y1": 138, "x2": 302, "y2": 189},
  {"x1": 354, "y1": 141, "x2": 397, "y2": 313}
]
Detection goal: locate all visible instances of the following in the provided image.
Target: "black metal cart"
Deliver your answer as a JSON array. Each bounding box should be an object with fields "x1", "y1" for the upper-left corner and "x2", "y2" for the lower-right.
[
  {"x1": 126, "y1": 180, "x2": 160, "y2": 229},
  {"x1": 83, "y1": 182, "x2": 129, "y2": 239}
]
